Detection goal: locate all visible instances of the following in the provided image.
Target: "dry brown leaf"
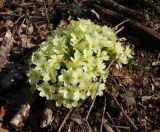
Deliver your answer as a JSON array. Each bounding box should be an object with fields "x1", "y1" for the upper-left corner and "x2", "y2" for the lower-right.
[
  {"x1": 0, "y1": 0, "x2": 5, "y2": 9},
  {"x1": 0, "y1": 123, "x2": 9, "y2": 132},
  {"x1": 141, "y1": 96, "x2": 153, "y2": 101},
  {"x1": 40, "y1": 108, "x2": 53, "y2": 128},
  {"x1": 47, "y1": 0, "x2": 54, "y2": 6},
  {"x1": 121, "y1": 76, "x2": 133, "y2": 86},
  {"x1": 10, "y1": 103, "x2": 30, "y2": 127},
  {"x1": 121, "y1": 91, "x2": 136, "y2": 106},
  {"x1": 27, "y1": 24, "x2": 34, "y2": 35},
  {"x1": 0, "y1": 30, "x2": 14, "y2": 71},
  {"x1": 142, "y1": 77, "x2": 149, "y2": 88},
  {"x1": 4, "y1": 20, "x2": 13, "y2": 27},
  {"x1": 58, "y1": 19, "x2": 68, "y2": 28},
  {"x1": 20, "y1": 35, "x2": 36, "y2": 49},
  {"x1": 0, "y1": 106, "x2": 6, "y2": 121},
  {"x1": 111, "y1": 68, "x2": 124, "y2": 77},
  {"x1": 152, "y1": 61, "x2": 160, "y2": 66},
  {"x1": 70, "y1": 116, "x2": 82, "y2": 125}
]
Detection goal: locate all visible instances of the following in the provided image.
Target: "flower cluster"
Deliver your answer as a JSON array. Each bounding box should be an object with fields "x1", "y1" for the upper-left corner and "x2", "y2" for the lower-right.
[{"x1": 27, "y1": 19, "x2": 132, "y2": 108}]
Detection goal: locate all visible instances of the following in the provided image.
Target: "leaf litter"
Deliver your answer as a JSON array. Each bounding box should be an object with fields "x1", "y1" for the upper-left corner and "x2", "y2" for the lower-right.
[{"x1": 0, "y1": 0, "x2": 160, "y2": 131}]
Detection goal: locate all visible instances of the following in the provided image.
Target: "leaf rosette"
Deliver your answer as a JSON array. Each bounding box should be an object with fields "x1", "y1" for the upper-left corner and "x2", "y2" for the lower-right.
[{"x1": 27, "y1": 19, "x2": 132, "y2": 108}]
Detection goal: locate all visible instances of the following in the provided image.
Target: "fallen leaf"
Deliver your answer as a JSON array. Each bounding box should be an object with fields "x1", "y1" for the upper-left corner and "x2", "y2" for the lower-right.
[
  {"x1": 121, "y1": 91, "x2": 136, "y2": 106},
  {"x1": 18, "y1": 24, "x2": 27, "y2": 34},
  {"x1": 141, "y1": 96, "x2": 152, "y2": 101},
  {"x1": 47, "y1": 0, "x2": 54, "y2": 6},
  {"x1": 10, "y1": 103, "x2": 30, "y2": 127},
  {"x1": 0, "y1": 106, "x2": 6, "y2": 121},
  {"x1": 4, "y1": 20, "x2": 13, "y2": 27},
  {"x1": 0, "y1": 123, "x2": 9, "y2": 132},
  {"x1": 111, "y1": 68, "x2": 123, "y2": 77},
  {"x1": 71, "y1": 116, "x2": 82, "y2": 125},
  {"x1": 27, "y1": 24, "x2": 34, "y2": 35},
  {"x1": 152, "y1": 61, "x2": 160, "y2": 66},
  {"x1": 20, "y1": 34, "x2": 36, "y2": 49},
  {"x1": 0, "y1": 30, "x2": 14, "y2": 71},
  {"x1": 0, "y1": 0, "x2": 5, "y2": 9},
  {"x1": 58, "y1": 19, "x2": 67, "y2": 28},
  {"x1": 121, "y1": 76, "x2": 133, "y2": 86},
  {"x1": 40, "y1": 108, "x2": 53, "y2": 128},
  {"x1": 142, "y1": 77, "x2": 149, "y2": 88}
]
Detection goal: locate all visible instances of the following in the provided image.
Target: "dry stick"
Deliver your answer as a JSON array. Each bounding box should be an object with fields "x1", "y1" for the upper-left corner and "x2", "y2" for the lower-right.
[
  {"x1": 112, "y1": 96, "x2": 138, "y2": 130},
  {"x1": 115, "y1": 26, "x2": 124, "y2": 35},
  {"x1": 109, "y1": 76, "x2": 137, "y2": 130},
  {"x1": 94, "y1": 6, "x2": 160, "y2": 50},
  {"x1": 14, "y1": 14, "x2": 25, "y2": 24},
  {"x1": 100, "y1": 0, "x2": 145, "y2": 21},
  {"x1": 0, "y1": 12, "x2": 19, "y2": 17},
  {"x1": 28, "y1": 16, "x2": 55, "y2": 20},
  {"x1": 58, "y1": 108, "x2": 73, "y2": 132},
  {"x1": 6, "y1": 1, "x2": 43, "y2": 7},
  {"x1": 0, "y1": 12, "x2": 55, "y2": 20},
  {"x1": 86, "y1": 59, "x2": 115, "y2": 121},
  {"x1": 43, "y1": 1, "x2": 50, "y2": 24},
  {"x1": 104, "y1": 122, "x2": 114, "y2": 132},
  {"x1": 67, "y1": 123, "x2": 71, "y2": 132},
  {"x1": 113, "y1": 19, "x2": 129, "y2": 31},
  {"x1": 86, "y1": 120, "x2": 92, "y2": 132},
  {"x1": 100, "y1": 97, "x2": 106, "y2": 132},
  {"x1": 106, "y1": 112, "x2": 120, "y2": 132},
  {"x1": 116, "y1": 126, "x2": 130, "y2": 130}
]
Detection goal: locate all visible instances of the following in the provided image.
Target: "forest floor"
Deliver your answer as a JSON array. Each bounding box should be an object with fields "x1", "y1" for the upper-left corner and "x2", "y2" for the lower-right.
[{"x1": 0, "y1": 0, "x2": 160, "y2": 132}]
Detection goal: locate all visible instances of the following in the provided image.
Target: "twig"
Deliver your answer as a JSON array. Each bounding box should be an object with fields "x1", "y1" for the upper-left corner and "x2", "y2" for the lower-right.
[
  {"x1": 0, "y1": 12, "x2": 55, "y2": 20},
  {"x1": 86, "y1": 120, "x2": 92, "y2": 132},
  {"x1": 106, "y1": 112, "x2": 120, "y2": 132},
  {"x1": 116, "y1": 126, "x2": 130, "y2": 130},
  {"x1": 112, "y1": 96, "x2": 138, "y2": 130},
  {"x1": 67, "y1": 123, "x2": 71, "y2": 132},
  {"x1": 94, "y1": 6, "x2": 160, "y2": 50},
  {"x1": 0, "y1": 12, "x2": 19, "y2": 18},
  {"x1": 86, "y1": 60, "x2": 115, "y2": 121},
  {"x1": 28, "y1": 16, "x2": 56, "y2": 20},
  {"x1": 100, "y1": 0, "x2": 145, "y2": 21},
  {"x1": 58, "y1": 108, "x2": 73, "y2": 132},
  {"x1": 43, "y1": 1, "x2": 50, "y2": 24},
  {"x1": 100, "y1": 97, "x2": 106, "y2": 132},
  {"x1": 14, "y1": 15, "x2": 25, "y2": 25},
  {"x1": 6, "y1": 1, "x2": 43, "y2": 7},
  {"x1": 115, "y1": 26, "x2": 124, "y2": 35},
  {"x1": 113, "y1": 19, "x2": 129, "y2": 31},
  {"x1": 103, "y1": 122, "x2": 114, "y2": 132}
]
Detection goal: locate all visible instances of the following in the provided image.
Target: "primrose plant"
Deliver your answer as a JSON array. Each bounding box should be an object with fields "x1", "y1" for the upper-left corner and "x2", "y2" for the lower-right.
[{"x1": 27, "y1": 19, "x2": 132, "y2": 108}]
